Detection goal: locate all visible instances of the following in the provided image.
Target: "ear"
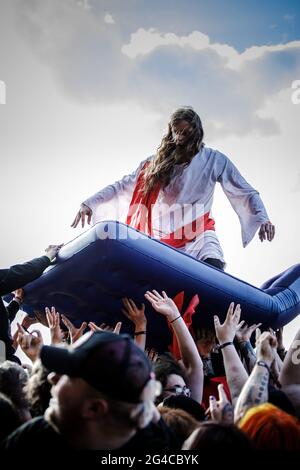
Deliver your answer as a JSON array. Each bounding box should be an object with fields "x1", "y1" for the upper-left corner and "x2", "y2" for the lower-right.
[{"x1": 82, "y1": 398, "x2": 108, "y2": 419}]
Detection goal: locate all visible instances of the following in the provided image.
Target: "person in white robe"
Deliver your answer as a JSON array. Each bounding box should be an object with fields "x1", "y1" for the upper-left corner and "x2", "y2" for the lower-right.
[{"x1": 71, "y1": 107, "x2": 275, "y2": 269}]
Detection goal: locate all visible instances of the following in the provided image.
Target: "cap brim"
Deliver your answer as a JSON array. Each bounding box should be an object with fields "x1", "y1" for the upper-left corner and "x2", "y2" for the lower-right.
[{"x1": 40, "y1": 345, "x2": 80, "y2": 376}]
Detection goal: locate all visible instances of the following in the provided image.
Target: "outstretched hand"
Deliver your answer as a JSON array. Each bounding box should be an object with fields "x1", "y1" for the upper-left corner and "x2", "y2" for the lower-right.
[
  {"x1": 71, "y1": 203, "x2": 93, "y2": 228},
  {"x1": 214, "y1": 302, "x2": 244, "y2": 344},
  {"x1": 258, "y1": 221, "x2": 275, "y2": 242},
  {"x1": 121, "y1": 298, "x2": 147, "y2": 329},
  {"x1": 61, "y1": 314, "x2": 87, "y2": 344},
  {"x1": 144, "y1": 290, "x2": 180, "y2": 321}
]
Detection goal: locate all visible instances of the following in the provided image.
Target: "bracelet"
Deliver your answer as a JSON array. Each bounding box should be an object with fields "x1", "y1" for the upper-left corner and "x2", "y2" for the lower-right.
[
  {"x1": 219, "y1": 341, "x2": 233, "y2": 350},
  {"x1": 134, "y1": 331, "x2": 147, "y2": 336},
  {"x1": 169, "y1": 315, "x2": 182, "y2": 324},
  {"x1": 256, "y1": 360, "x2": 271, "y2": 374}
]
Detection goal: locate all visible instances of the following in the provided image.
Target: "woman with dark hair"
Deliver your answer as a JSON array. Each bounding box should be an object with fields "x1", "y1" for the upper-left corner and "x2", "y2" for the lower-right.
[{"x1": 72, "y1": 107, "x2": 275, "y2": 268}]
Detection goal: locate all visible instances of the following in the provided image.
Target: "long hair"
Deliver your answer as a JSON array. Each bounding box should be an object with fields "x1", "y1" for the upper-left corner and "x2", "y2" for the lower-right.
[{"x1": 143, "y1": 107, "x2": 204, "y2": 195}]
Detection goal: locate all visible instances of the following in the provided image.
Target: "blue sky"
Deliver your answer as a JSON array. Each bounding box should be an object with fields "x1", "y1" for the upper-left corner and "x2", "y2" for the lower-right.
[{"x1": 91, "y1": 0, "x2": 300, "y2": 49}]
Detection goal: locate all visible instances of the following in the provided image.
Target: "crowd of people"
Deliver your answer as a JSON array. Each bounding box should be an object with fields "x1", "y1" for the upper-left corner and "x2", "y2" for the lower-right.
[
  {"x1": 0, "y1": 107, "x2": 298, "y2": 455},
  {"x1": 0, "y1": 244, "x2": 300, "y2": 453}
]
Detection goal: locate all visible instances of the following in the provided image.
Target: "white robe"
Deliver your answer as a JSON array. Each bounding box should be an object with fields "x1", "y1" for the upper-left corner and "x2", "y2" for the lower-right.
[{"x1": 83, "y1": 146, "x2": 269, "y2": 263}]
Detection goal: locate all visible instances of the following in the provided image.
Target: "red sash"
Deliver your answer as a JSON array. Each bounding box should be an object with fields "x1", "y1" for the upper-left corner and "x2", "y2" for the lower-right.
[{"x1": 126, "y1": 162, "x2": 215, "y2": 246}]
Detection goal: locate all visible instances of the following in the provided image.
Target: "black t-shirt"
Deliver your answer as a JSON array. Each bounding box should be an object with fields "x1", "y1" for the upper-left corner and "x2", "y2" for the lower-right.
[{"x1": 1, "y1": 416, "x2": 71, "y2": 450}]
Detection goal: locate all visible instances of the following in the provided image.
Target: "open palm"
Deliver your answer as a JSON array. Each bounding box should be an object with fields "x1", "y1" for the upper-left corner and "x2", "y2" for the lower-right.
[{"x1": 144, "y1": 290, "x2": 179, "y2": 319}]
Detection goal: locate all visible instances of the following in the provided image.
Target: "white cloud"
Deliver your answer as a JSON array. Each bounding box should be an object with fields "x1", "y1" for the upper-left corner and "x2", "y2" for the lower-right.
[
  {"x1": 104, "y1": 13, "x2": 115, "y2": 24},
  {"x1": 15, "y1": 2, "x2": 300, "y2": 138}
]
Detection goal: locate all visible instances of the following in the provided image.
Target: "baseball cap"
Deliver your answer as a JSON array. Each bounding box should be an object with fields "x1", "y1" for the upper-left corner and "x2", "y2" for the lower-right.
[{"x1": 40, "y1": 331, "x2": 153, "y2": 404}]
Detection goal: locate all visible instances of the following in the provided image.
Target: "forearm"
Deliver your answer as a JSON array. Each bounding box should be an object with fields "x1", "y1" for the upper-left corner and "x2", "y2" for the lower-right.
[
  {"x1": 234, "y1": 364, "x2": 269, "y2": 422},
  {"x1": 279, "y1": 329, "x2": 300, "y2": 386},
  {"x1": 0, "y1": 256, "x2": 50, "y2": 295},
  {"x1": 133, "y1": 322, "x2": 147, "y2": 351},
  {"x1": 238, "y1": 340, "x2": 257, "y2": 374},
  {"x1": 221, "y1": 345, "x2": 249, "y2": 406},
  {"x1": 171, "y1": 317, "x2": 203, "y2": 402}
]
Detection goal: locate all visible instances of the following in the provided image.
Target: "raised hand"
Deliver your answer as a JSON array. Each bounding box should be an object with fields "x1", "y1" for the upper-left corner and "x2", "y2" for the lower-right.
[
  {"x1": 235, "y1": 322, "x2": 262, "y2": 344},
  {"x1": 256, "y1": 331, "x2": 278, "y2": 367},
  {"x1": 16, "y1": 323, "x2": 43, "y2": 363},
  {"x1": 258, "y1": 221, "x2": 275, "y2": 242},
  {"x1": 214, "y1": 302, "x2": 244, "y2": 345},
  {"x1": 121, "y1": 298, "x2": 147, "y2": 329},
  {"x1": 144, "y1": 290, "x2": 180, "y2": 321},
  {"x1": 145, "y1": 348, "x2": 159, "y2": 364},
  {"x1": 71, "y1": 203, "x2": 93, "y2": 228},
  {"x1": 209, "y1": 383, "x2": 234, "y2": 424},
  {"x1": 88, "y1": 321, "x2": 122, "y2": 335},
  {"x1": 61, "y1": 314, "x2": 87, "y2": 344},
  {"x1": 45, "y1": 306, "x2": 64, "y2": 344}
]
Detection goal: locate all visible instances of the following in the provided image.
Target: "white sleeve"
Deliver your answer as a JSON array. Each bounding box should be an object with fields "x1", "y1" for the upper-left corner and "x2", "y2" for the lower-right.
[
  {"x1": 83, "y1": 157, "x2": 152, "y2": 224},
  {"x1": 217, "y1": 152, "x2": 270, "y2": 247}
]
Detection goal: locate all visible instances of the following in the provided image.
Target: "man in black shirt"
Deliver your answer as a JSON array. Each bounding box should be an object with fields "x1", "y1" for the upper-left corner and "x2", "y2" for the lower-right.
[{"x1": 2, "y1": 331, "x2": 162, "y2": 450}]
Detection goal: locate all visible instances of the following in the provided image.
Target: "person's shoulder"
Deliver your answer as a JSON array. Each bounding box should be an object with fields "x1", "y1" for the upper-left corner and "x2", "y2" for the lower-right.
[
  {"x1": 1, "y1": 416, "x2": 60, "y2": 450},
  {"x1": 200, "y1": 146, "x2": 230, "y2": 166}
]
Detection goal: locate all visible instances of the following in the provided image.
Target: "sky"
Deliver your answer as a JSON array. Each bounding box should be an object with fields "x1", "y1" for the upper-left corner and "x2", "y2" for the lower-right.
[{"x1": 0, "y1": 0, "x2": 300, "y2": 354}]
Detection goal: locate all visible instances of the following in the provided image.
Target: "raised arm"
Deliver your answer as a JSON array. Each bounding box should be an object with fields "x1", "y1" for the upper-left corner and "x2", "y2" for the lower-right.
[
  {"x1": 121, "y1": 298, "x2": 147, "y2": 351},
  {"x1": 214, "y1": 302, "x2": 249, "y2": 406},
  {"x1": 145, "y1": 290, "x2": 203, "y2": 403},
  {"x1": 234, "y1": 332, "x2": 277, "y2": 422}
]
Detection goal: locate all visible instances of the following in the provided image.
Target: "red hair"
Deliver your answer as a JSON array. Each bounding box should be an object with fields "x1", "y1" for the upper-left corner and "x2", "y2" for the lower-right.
[{"x1": 239, "y1": 403, "x2": 300, "y2": 450}]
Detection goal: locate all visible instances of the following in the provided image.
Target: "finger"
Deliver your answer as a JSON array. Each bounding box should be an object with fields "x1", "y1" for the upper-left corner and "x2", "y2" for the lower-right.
[
  {"x1": 162, "y1": 291, "x2": 169, "y2": 299},
  {"x1": 226, "y1": 302, "x2": 235, "y2": 320},
  {"x1": 236, "y1": 320, "x2": 245, "y2": 330},
  {"x1": 114, "y1": 322, "x2": 122, "y2": 335},
  {"x1": 71, "y1": 212, "x2": 80, "y2": 228},
  {"x1": 209, "y1": 395, "x2": 217, "y2": 415},
  {"x1": 270, "y1": 224, "x2": 275, "y2": 241},
  {"x1": 16, "y1": 322, "x2": 26, "y2": 334},
  {"x1": 144, "y1": 292, "x2": 157, "y2": 304},
  {"x1": 233, "y1": 304, "x2": 241, "y2": 323},
  {"x1": 121, "y1": 308, "x2": 130, "y2": 319},
  {"x1": 141, "y1": 303, "x2": 145, "y2": 313},
  {"x1": 78, "y1": 322, "x2": 88, "y2": 333},
  {"x1": 87, "y1": 210, "x2": 92, "y2": 225},
  {"x1": 31, "y1": 329, "x2": 43, "y2": 341},
  {"x1": 152, "y1": 290, "x2": 163, "y2": 300},
  {"x1": 61, "y1": 314, "x2": 71, "y2": 329},
  {"x1": 128, "y1": 298, "x2": 137, "y2": 310},
  {"x1": 217, "y1": 383, "x2": 227, "y2": 402},
  {"x1": 214, "y1": 315, "x2": 220, "y2": 329},
  {"x1": 255, "y1": 327, "x2": 261, "y2": 343}
]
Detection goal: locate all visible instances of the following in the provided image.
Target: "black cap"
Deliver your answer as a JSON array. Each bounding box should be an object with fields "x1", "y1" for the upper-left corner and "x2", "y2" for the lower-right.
[{"x1": 40, "y1": 331, "x2": 152, "y2": 404}]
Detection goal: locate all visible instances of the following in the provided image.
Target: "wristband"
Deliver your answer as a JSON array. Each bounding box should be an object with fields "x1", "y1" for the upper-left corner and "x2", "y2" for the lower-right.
[
  {"x1": 219, "y1": 341, "x2": 233, "y2": 350},
  {"x1": 134, "y1": 331, "x2": 147, "y2": 336},
  {"x1": 256, "y1": 360, "x2": 271, "y2": 374},
  {"x1": 169, "y1": 315, "x2": 182, "y2": 324}
]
